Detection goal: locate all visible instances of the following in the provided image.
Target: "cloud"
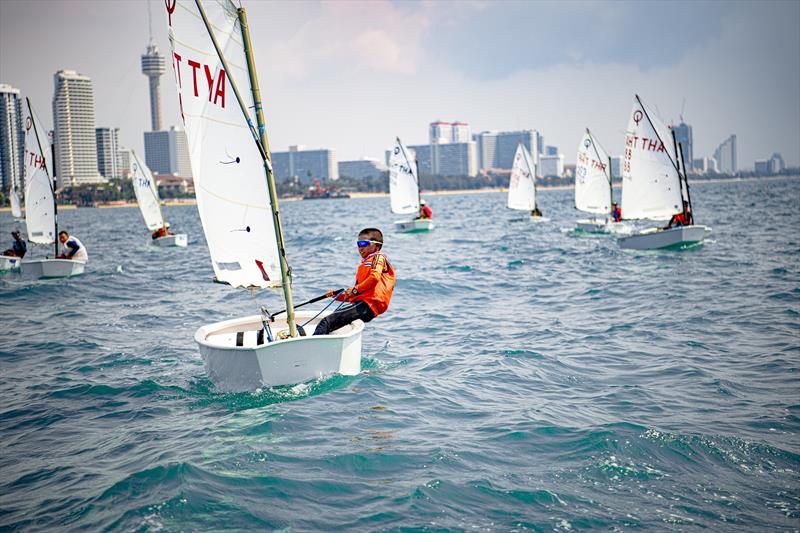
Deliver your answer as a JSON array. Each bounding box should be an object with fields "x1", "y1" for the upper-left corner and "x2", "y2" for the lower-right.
[
  {"x1": 420, "y1": 0, "x2": 734, "y2": 79},
  {"x1": 255, "y1": 0, "x2": 427, "y2": 81},
  {"x1": 353, "y1": 30, "x2": 414, "y2": 74},
  {"x1": 1, "y1": 0, "x2": 796, "y2": 168}
]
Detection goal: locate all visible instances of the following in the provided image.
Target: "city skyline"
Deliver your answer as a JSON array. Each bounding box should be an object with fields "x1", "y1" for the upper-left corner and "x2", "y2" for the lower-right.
[{"x1": 0, "y1": 0, "x2": 798, "y2": 170}]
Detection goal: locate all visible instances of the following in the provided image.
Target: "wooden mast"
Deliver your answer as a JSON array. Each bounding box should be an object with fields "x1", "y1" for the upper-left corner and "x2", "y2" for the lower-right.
[
  {"x1": 193, "y1": 0, "x2": 297, "y2": 337},
  {"x1": 236, "y1": 6, "x2": 298, "y2": 337}
]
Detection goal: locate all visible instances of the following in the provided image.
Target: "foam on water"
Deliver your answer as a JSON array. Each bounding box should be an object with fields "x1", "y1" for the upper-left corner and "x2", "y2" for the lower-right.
[{"x1": 1, "y1": 178, "x2": 799, "y2": 530}]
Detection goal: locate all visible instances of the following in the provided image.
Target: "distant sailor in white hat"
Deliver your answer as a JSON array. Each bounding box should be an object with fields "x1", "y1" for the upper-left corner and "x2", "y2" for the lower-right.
[{"x1": 416, "y1": 198, "x2": 432, "y2": 220}]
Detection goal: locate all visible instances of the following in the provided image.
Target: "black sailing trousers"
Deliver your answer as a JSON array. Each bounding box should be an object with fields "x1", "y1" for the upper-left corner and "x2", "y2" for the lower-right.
[{"x1": 313, "y1": 301, "x2": 375, "y2": 335}]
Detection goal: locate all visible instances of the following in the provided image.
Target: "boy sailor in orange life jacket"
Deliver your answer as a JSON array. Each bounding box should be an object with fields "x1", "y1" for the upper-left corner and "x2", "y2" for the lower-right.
[
  {"x1": 314, "y1": 228, "x2": 396, "y2": 336},
  {"x1": 664, "y1": 201, "x2": 693, "y2": 229}
]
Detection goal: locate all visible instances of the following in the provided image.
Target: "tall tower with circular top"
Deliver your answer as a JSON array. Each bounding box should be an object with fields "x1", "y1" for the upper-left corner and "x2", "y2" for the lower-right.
[{"x1": 141, "y1": 41, "x2": 165, "y2": 132}]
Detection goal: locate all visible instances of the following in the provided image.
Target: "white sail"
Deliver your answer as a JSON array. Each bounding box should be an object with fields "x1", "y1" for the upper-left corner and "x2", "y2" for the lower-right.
[
  {"x1": 507, "y1": 143, "x2": 537, "y2": 211},
  {"x1": 389, "y1": 137, "x2": 419, "y2": 215},
  {"x1": 129, "y1": 150, "x2": 165, "y2": 231},
  {"x1": 575, "y1": 129, "x2": 611, "y2": 215},
  {"x1": 10, "y1": 188, "x2": 22, "y2": 218},
  {"x1": 23, "y1": 103, "x2": 54, "y2": 245},
  {"x1": 621, "y1": 95, "x2": 683, "y2": 220},
  {"x1": 166, "y1": 0, "x2": 279, "y2": 288}
]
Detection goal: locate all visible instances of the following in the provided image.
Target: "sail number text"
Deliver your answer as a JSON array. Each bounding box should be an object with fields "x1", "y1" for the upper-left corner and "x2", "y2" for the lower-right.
[
  {"x1": 624, "y1": 135, "x2": 666, "y2": 173},
  {"x1": 172, "y1": 52, "x2": 227, "y2": 111}
]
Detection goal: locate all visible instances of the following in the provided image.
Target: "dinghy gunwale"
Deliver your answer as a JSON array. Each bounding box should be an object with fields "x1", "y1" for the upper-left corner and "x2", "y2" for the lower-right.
[
  {"x1": 394, "y1": 218, "x2": 435, "y2": 233},
  {"x1": 618, "y1": 224, "x2": 709, "y2": 250},
  {"x1": 195, "y1": 310, "x2": 365, "y2": 390},
  {"x1": 20, "y1": 258, "x2": 86, "y2": 279},
  {"x1": 195, "y1": 310, "x2": 365, "y2": 351},
  {"x1": 575, "y1": 219, "x2": 632, "y2": 234},
  {"x1": 152, "y1": 233, "x2": 188, "y2": 247}
]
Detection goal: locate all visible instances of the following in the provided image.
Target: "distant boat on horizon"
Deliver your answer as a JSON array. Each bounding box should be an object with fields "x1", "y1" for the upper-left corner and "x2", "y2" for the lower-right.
[
  {"x1": 389, "y1": 136, "x2": 434, "y2": 233},
  {"x1": 507, "y1": 143, "x2": 547, "y2": 222},
  {"x1": 129, "y1": 149, "x2": 188, "y2": 247},
  {"x1": 574, "y1": 128, "x2": 628, "y2": 234}
]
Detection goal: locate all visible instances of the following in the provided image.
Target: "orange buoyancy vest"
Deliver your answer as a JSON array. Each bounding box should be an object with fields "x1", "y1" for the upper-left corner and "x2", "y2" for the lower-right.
[
  {"x1": 672, "y1": 211, "x2": 692, "y2": 226},
  {"x1": 350, "y1": 251, "x2": 395, "y2": 316}
]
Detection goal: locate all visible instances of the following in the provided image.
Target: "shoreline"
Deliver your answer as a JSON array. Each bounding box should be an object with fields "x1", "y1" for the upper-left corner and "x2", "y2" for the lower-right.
[{"x1": 1, "y1": 175, "x2": 796, "y2": 211}]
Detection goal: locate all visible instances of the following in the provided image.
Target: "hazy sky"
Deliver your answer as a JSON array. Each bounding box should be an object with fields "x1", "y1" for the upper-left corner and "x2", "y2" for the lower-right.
[{"x1": 1, "y1": 0, "x2": 798, "y2": 168}]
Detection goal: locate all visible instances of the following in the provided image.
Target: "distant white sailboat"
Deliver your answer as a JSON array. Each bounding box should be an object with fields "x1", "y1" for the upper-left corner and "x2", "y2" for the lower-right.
[
  {"x1": 19, "y1": 98, "x2": 85, "y2": 279},
  {"x1": 10, "y1": 187, "x2": 23, "y2": 220},
  {"x1": 507, "y1": 143, "x2": 546, "y2": 221},
  {"x1": 168, "y1": 0, "x2": 363, "y2": 391},
  {"x1": 618, "y1": 95, "x2": 709, "y2": 250},
  {"x1": 389, "y1": 137, "x2": 433, "y2": 233},
  {"x1": 129, "y1": 150, "x2": 187, "y2": 247},
  {"x1": 574, "y1": 129, "x2": 627, "y2": 234}
]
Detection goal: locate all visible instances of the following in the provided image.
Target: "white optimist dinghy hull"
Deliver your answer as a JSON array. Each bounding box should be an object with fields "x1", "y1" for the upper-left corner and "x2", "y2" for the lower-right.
[
  {"x1": 618, "y1": 225, "x2": 708, "y2": 250},
  {"x1": 575, "y1": 219, "x2": 630, "y2": 234},
  {"x1": 394, "y1": 218, "x2": 434, "y2": 233},
  {"x1": 195, "y1": 310, "x2": 365, "y2": 392},
  {"x1": 153, "y1": 234, "x2": 188, "y2": 247},
  {"x1": 0, "y1": 255, "x2": 21, "y2": 271},
  {"x1": 20, "y1": 258, "x2": 85, "y2": 279}
]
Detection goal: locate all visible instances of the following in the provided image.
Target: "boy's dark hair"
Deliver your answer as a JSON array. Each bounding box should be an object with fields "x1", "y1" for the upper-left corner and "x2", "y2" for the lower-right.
[
  {"x1": 58, "y1": 230, "x2": 68, "y2": 237},
  {"x1": 358, "y1": 228, "x2": 383, "y2": 249}
]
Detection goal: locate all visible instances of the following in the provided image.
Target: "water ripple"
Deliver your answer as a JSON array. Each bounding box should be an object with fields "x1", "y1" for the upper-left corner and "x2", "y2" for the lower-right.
[{"x1": 1, "y1": 179, "x2": 799, "y2": 529}]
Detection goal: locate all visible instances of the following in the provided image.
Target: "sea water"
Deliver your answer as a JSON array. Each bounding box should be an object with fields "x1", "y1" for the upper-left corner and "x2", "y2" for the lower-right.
[{"x1": 1, "y1": 178, "x2": 798, "y2": 530}]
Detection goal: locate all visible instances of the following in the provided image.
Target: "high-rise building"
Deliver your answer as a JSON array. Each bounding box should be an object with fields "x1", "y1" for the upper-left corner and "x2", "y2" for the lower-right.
[
  {"x1": 713, "y1": 134, "x2": 737, "y2": 174},
  {"x1": 52, "y1": 69, "x2": 103, "y2": 185},
  {"x1": 672, "y1": 121, "x2": 693, "y2": 172},
  {"x1": 545, "y1": 145, "x2": 558, "y2": 156},
  {"x1": 692, "y1": 157, "x2": 718, "y2": 175},
  {"x1": 141, "y1": 39, "x2": 165, "y2": 130},
  {"x1": 473, "y1": 130, "x2": 540, "y2": 171},
  {"x1": 272, "y1": 151, "x2": 292, "y2": 182},
  {"x1": 539, "y1": 154, "x2": 564, "y2": 177},
  {"x1": 429, "y1": 121, "x2": 452, "y2": 144},
  {"x1": 756, "y1": 153, "x2": 786, "y2": 175},
  {"x1": 140, "y1": 20, "x2": 192, "y2": 183},
  {"x1": 118, "y1": 148, "x2": 132, "y2": 179},
  {"x1": 451, "y1": 122, "x2": 471, "y2": 143},
  {"x1": 754, "y1": 159, "x2": 770, "y2": 174},
  {"x1": 473, "y1": 131, "x2": 498, "y2": 172},
  {"x1": 431, "y1": 142, "x2": 477, "y2": 176},
  {"x1": 692, "y1": 157, "x2": 708, "y2": 174},
  {"x1": 429, "y1": 121, "x2": 471, "y2": 144},
  {"x1": 271, "y1": 145, "x2": 338, "y2": 183},
  {"x1": 408, "y1": 145, "x2": 433, "y2": 175},
  {"x1": 493, "y1": 130, "x2": 540, "y2": 171},
  {"x1": 338, "y1": 158, "x2": 387, "y2": 180},
  {"x1": 0, "y1": 84, "x2": 25, "y2": 195},
  {"x1": 769, "y1": 152, "x2": 785, "y2": 174},
  {"x1": 96, "y1": 127, "x2": 122, "y2": 180},
  {"x1": 144, "y1": 127, "x2": 192, "y2": 178}
]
